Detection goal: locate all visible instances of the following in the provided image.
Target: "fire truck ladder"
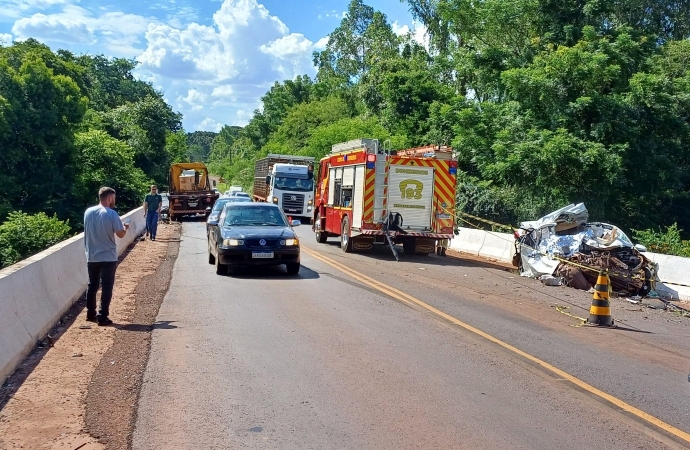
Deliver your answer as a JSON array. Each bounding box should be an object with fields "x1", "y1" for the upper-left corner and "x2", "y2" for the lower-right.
[{"x1": 375, "y1": 140, "x2": 399, "y2": 262}]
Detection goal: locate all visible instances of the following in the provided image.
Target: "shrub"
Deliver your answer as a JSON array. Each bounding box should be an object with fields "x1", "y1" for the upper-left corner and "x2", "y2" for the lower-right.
[
  {"x1": 0, "y1": 211, "x2": 72, "y2": 269},
  {"x1": 632, "y1": 223, "x2": 690, "y2": 258}
]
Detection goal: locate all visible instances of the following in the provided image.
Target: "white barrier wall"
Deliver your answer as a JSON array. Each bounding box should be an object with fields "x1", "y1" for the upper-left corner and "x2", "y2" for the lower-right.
[
  {"x1": 449, "y1": 227, "x2": 690, "y2": 301},
  {"x1": 642, "y1": 252, "x2": 690, "y2": 301},
  {"x1": 450, "y1": 228, "x2": 515, "y2": 264},
  {"x1": 0, "y1": 207, "x2": 146, "y2": 385}
]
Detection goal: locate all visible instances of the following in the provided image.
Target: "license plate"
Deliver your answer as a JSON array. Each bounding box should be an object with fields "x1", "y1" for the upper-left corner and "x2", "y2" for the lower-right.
[
  {"x1": 252, "y1": 251, "x2": 274, "y2": 259},
  {"x1": 188, "y1": 202, "x2": 198, "y2": 207}
]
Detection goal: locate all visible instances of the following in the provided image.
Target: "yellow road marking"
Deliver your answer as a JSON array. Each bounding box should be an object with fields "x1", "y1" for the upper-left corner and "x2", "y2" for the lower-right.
[{"x1": 302, "y1": 246, "x2": 690, "y2": 445}]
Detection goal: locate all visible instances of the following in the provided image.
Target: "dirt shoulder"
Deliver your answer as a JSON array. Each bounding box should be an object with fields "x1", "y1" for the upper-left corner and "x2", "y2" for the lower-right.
[{"x1": 0, "y1": 222, "x2": 180, "y2": 450}]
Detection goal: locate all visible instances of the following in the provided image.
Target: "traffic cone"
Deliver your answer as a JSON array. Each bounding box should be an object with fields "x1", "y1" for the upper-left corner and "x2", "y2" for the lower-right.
[{"x1": 586, "y1": 271, "x2": 615, "y2": 327}]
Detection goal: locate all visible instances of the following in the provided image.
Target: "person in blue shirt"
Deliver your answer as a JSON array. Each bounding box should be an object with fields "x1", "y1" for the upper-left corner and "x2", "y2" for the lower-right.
[
  {"x1": 143, "y1": 185, "x2": 163, "y2": 241},
  {"x1": 84, "y1": 187, "x2": 129, "y2": 325}
]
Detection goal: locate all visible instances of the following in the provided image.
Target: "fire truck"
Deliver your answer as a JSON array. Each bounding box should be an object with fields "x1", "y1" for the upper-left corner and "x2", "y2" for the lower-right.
[{"x1": 312, "y1": 138, "x2": 457, "y2": 258}]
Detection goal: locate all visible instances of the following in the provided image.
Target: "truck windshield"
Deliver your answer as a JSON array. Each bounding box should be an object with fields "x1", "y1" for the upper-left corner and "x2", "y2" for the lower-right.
[{"x1": 274, "y1": 177, "x2": 313, "y2": 192}]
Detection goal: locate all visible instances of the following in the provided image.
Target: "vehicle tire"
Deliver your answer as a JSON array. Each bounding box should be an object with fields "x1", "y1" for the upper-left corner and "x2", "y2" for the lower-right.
[
  {"x1": 341, "y1": 216, "x2": 353, "y2": 253},
  {"x1": 403, "y1": 238, "x2": 416, "y2": 255},
  {"x1": 285, "y1": 263, "x2": 300, "y2": 275},
  {"x1": 315, "y1": 213, "x2": 328, "y2": 244},
  {"x1": 208, "y1": 243, "x2": 215, "y2": 265},
  {"x1": 638, "y1": 267, "x2": 653, "y2": 297},
  {"x1": 215, "y1": 255, "x2": 227, "y2": 275}
]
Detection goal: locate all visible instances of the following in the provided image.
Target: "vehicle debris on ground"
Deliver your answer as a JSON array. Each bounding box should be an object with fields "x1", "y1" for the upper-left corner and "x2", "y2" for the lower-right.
[{"x1": 515, "y1": 203, "x2": 658, "y2": 297}]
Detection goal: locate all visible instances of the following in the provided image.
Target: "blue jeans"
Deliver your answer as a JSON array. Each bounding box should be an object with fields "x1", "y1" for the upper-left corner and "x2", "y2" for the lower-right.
[{"x1": 146, "y1": 211, "x2": 159, "y2": 239}]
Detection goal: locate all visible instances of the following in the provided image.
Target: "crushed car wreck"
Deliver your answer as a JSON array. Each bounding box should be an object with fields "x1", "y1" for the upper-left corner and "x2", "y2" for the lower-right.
[{"x1": 515, "y1": 203, "x2": 658, "y2": 297}]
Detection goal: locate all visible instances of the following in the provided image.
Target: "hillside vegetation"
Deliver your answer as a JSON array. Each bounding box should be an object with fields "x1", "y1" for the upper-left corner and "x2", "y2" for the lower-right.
[{"x1": 210, "y1": 0, "x2": 690, "y2": 238}]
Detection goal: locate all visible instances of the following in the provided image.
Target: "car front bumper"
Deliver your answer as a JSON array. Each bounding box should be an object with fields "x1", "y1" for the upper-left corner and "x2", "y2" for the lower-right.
[{"x1": 217, "y1": 247, "x2": 300, "y2": 266}]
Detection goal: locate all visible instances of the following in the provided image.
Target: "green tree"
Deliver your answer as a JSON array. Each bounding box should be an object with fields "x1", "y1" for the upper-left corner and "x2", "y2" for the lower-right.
[
  {"x1": 103, "y1": 95, "x2": 182, "y2": 186},
  {"x1": 186, "y1": 131, "x2": 217, "y2": 162},
  {"x1": 72, "y1": 130, "x2": 149, "y2": 223},
  {"x1": 0, "y1": 211, "x2": 71, "y2": 268},
  {"x1": 0, "y1": 42, "x2": 87, "y2": 221}
]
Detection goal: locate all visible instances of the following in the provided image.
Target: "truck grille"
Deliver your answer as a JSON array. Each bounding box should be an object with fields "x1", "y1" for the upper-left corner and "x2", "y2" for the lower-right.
[{"x1": 282, "y1": 193, "x2": 304, "y2": 214}]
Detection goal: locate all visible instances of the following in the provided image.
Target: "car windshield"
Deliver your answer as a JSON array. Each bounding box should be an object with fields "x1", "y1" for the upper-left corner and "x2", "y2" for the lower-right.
[
  {"x1": 274, "y1": 177, "x2": 313, "y2": 192},
  {"x1": 223, "y1": 206, "x2": 288, "y2": 227},
  {"x1": 212, "y1": 199, "x2": 232, "y2": 212},
  {"x1": 235, "y1": 192, "x2": 250, "y2": 198}
]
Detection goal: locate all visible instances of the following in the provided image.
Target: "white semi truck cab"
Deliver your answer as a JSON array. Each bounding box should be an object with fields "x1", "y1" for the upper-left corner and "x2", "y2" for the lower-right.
[
  {"x1": 266, "y1": 163, "x2": 314, "y2": 222},
  {"x1": 254, "y1": 154, "x2": 315, "y2": 223}
]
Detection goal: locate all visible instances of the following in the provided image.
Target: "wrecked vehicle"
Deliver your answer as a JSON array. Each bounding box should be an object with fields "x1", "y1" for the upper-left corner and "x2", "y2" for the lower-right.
[{"x1": 514, "y1": 203, "x2": 657, "y2": 297}]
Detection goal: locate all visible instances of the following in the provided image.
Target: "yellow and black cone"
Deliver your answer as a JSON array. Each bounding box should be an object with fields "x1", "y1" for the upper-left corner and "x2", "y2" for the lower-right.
[{"x1": 586, "y1": 272, "x2": 615, "y2": 327}]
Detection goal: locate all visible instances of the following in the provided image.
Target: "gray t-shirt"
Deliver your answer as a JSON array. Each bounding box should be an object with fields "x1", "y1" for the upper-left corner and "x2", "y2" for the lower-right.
[{"x1": 84, "y1": 205, "x2": 124, "y2": 262}]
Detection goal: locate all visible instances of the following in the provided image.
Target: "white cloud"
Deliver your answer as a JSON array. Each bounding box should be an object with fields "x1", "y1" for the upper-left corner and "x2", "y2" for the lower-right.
[
  {"x1": 12, "y1": 5, "x2": 153, "y2": 56},
  {"x1": 0, "y1": 0, "x2": 70, "y2": 20},
  {"x1": 392, "y1": 20, "x2": 429, "y2": 50},
  {"x1": 0, "y1": 33, "x2": 14, "y2": 45},
  {"x1": 197, "y1": 117, "x2": 223, "y2": 132},
  {"x1": 136, "y1": 0, "x2": 322, "y2": 129}
]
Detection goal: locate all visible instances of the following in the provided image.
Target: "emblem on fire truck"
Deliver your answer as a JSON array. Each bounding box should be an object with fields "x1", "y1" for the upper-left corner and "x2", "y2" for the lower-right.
[{"x1": 399, "y1": 179, "x2": 424, "y2": 200}]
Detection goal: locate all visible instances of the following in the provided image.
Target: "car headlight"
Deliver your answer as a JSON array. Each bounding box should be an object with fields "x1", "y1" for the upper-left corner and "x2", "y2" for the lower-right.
[
  {"x1": 282, "y1": 238, "x2": 299, "y2": 246},
  {"x1": 272, "y1": 197, "x2": 279, "y2": 203},
  {"x1": 222, "y1": 238, "x2": 244, "y2": 247}
]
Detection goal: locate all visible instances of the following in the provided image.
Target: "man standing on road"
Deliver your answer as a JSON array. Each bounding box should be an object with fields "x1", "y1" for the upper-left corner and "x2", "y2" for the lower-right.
[
  {"x1": 143, "y1": 185, "x2": 162, "y2": 241},
  {"x1": 84, "y1": 187, "x2": 129, "y2": 326}
]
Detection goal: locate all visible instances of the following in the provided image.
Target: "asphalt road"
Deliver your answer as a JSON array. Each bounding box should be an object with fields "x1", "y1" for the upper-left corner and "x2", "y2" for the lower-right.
[{"x1": 133, "y1": 222, "x2": 690, "y2": 449}]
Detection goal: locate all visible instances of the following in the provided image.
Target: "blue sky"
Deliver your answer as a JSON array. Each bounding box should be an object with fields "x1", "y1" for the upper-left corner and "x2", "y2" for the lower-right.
[{"x1": 0, "y1": 0, "x2": 423, "y2": 132}]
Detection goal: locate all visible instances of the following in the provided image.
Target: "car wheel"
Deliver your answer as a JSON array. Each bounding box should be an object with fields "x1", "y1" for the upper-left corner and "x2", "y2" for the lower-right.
[
  {"x1": 208, "y1": 241, "x2": 215, "y2": 265},
  {"x1": 315, "y1": 213, "x2": 327, "y2": 244},
  {"x1": 341, "y1": 216, "x2": 353, "y2": 253},
  {"x1": 215, "y1": 254, "x2": 227, "y2": 275},
  {"x1": 285, "y1": 263, "x2": 300, "y2": 275}
]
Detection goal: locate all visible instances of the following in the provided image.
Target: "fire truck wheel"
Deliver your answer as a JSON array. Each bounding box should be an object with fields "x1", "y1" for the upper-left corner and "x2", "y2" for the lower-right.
[
  {"x1": 315, "y1": 213, "x2": 328, "y2": 243},
  {"x1": 341, "y1": 217, "x2": 353, "y2": 253}
]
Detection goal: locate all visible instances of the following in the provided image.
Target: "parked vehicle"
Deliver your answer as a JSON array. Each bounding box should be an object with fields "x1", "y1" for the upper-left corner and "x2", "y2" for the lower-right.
[
  {"x1": 207, "y1": 203, "x2": 301, "y2": 275},
  {"x1": 168, "y1": 163, "x2": 219, "y2": 221},
  {"x1": 224, "y1": 185, "x2": 243, "y2": 196},
  {"x1": 231, "y1": 192, "x2": 251, "y2": 199},
  {"x1": 312, "y1": 139, "x2": 457, "y2": 256},
  {"x1": 206, "y1": 196, "x2": 253, "y2": 232},
  {"x1": 253, "y1": 154, "x2": 315, "y2": 223}
]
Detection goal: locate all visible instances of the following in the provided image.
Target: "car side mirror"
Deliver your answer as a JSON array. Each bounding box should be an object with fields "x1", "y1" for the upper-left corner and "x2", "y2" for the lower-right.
[
  {"x1": 265, "y1": 175, "x2": 271, "y2": 185},
  {"x1": 634, "y1": 244, "x2": 648, "y2": 253},
  {"x1": 291, "y1": 219, "x2": 301, "y2": 227}
]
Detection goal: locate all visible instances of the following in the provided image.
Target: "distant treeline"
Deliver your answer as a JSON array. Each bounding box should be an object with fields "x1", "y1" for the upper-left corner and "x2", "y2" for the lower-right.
[{"x1": 211, "y1": 0, "x2": 690, "y2": 238}]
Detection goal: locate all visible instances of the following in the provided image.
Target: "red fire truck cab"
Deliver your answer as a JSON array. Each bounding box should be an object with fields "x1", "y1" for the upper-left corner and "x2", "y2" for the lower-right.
[{"x1": 312, "y1": 138, "x2": 457, "y2": 255}]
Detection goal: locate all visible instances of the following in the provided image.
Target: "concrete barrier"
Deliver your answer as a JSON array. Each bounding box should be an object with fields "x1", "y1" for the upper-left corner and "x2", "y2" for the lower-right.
[
  {"x1": 450, "y1": 227, "x2": 514, "y2": 264},
  {"x1": 642, "y1": 252, "x2": 690, "y2": 301},
  {"x1": 0, "y1": 206, "x2": 145, "y2": 385}
]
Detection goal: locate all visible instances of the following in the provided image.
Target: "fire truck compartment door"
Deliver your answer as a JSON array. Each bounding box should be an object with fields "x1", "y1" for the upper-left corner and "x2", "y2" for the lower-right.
[
  {"x1": 342, "y1": 166, "x2": 354, "y2": 186},
  {"x1": 352, "y1": 165, "x2": 365, "y2": 227},
  {"x1": 388, "y1": 164, "x2": 434, "y2": 229},
  {"x1": 328, "y1": 168, "x2": 336, "y2": 205}
]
